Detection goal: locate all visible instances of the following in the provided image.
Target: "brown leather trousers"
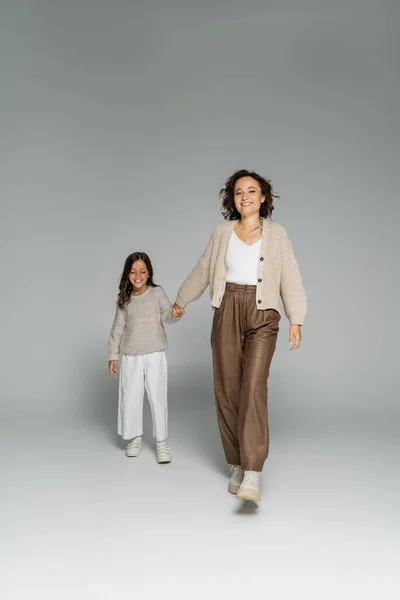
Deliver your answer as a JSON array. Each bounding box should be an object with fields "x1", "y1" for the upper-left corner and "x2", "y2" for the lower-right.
[{"x1": 211, "y1": 283, "x2": 280, "y2": 471}]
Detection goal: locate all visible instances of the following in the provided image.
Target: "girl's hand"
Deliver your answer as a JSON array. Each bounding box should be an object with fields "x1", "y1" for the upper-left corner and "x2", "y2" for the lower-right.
[
  {"x1": 109, "y1": 360, "x2": 118, "y2": 375},
  {"x1": 289, "y1": 325, "x2": 302, "y2": 351},
  {"x1": 172, "y1": 303, "x2": 185, "y2": 319}
]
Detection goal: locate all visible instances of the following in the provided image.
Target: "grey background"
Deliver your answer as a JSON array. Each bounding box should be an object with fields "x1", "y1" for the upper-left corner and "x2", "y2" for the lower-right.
[
  {"x1": 2, "y1": 0, "x2": 398, "y2": 423},
  {"x1": 1, "y1": 1, "x2": 399, "y2": 599}
]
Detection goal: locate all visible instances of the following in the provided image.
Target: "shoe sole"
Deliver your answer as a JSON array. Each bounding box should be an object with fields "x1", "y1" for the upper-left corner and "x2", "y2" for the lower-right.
[
  {"x1": 157, "y1": 456, "x2": 172, "y2": 464},
  {"x1": 125, "y1": 452, "x2": 140, "y2": 457},
  {"x1": 228, "y1": 482, "x2": 241, "y2": 495},
  {"x1": 236, "y1": 487, "x2": 261, "y2": 502}
]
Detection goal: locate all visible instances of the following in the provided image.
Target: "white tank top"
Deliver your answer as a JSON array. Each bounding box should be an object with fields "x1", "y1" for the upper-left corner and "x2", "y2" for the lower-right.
[{"x1": 226, "y1": 231, "x2": 261, "y2": 285}]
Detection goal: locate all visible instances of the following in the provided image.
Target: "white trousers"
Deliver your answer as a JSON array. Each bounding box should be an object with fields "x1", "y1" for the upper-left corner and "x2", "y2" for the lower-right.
[{"x1": 118, "y1": 351, "x2": 168, "y2": 441}]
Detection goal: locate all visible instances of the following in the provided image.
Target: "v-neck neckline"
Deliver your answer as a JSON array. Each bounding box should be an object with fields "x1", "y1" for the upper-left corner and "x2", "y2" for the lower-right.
[{"x1": 232, "y1": 230, "x2": 262, "y2": 248}]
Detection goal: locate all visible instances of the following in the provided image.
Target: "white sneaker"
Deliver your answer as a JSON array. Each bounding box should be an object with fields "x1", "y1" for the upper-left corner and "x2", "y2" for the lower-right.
[
  {"x1": 236, "y1": 470, "x2": 261, "y2": 501},
  {"x1": 156, "y1": 445, "x2": 172, "y2": 464},
  {"x1": 228, "y1": 465, "x2": 244, "y2": 495},
  {"x1": 125, "y1": 437, "x2": 142, "y2": 457}
]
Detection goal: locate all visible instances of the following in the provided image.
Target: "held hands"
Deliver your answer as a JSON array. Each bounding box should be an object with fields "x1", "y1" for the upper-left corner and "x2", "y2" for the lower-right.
[
  {"x1": 109, "y1": 360, "x2": 118, "y2": 375},
  {"x1": 289, "y1": 325, "x2": 302, "y2": 351},
  {"x1": 172, "y1": 303, "x2": 185, "y2": 320}
]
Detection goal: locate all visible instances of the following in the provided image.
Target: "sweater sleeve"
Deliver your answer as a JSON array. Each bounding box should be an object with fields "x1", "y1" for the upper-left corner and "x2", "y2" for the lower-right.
[
  {"x1": 279, "y1": 227, "x2": 307, "y2": 326},
  {"x1": 157, "y1": 287, "x2": 176, "y2": 324},
  {"x1": 108, "y1": 303, "x2": 126, "y2": 361},
  {"x1": 175, "y1": 227, "x2": 217, "y2": 309}
]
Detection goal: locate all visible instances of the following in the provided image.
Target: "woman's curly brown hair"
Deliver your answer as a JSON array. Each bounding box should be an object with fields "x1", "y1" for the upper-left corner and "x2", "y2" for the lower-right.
[
  {"x1": 117, "y1": 252, "x2": 157, "y2": 309},
  {"x1": 220, "y1": 169, "x2": 279, "y2": 220}
]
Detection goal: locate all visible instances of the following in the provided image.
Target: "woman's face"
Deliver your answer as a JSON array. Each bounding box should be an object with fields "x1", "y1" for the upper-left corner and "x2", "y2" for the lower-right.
[
  {"x1": 129, "y1": 259, "x2": 149, "y2": 291},
  {"x1": 233, "y1": 176, "x2": 265, "y2": 218}
]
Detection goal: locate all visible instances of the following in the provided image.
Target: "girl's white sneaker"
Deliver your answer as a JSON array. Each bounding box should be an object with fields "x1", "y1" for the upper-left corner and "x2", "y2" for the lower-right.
[
  {"x1": 125, "y1": 437, "x2": 142, "y2": 457},
  {"x1": 236, "y1": 470, "x2": 261, "y2": 501},
  {"x1": 228, "y1": 465, "x2": 244, "y2": 494},
  {"x1": 156, "y1": 445, "x2": 172, "y2": 464}
]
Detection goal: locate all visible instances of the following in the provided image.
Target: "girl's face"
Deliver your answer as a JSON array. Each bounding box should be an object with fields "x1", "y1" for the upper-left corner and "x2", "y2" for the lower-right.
[
  {"x1": 233, "y1": 176, "x2": 265, "y2": 219},
  {"x1": 129, "y1": 259, "x2": 149, "y2": 292}
]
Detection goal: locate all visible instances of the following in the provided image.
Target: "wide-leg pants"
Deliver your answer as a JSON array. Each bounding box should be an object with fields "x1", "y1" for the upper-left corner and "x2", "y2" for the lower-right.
[
  {"x1": 118, "y1": 351, "x2": 168, "y2": 441},
  {"x1": 211, "y1": 283, "x2": 280, "y2": 472}
]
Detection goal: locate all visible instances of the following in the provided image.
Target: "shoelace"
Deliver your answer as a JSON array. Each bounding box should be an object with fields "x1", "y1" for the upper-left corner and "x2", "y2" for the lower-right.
[
  {"x1": 127, "y1": 439, "x2": 142, "y2": 450},
  {"x1": 243, "y1": 470, "x2": 259, "y2": 486},
  {"x1": 231, "y1": 465, "x2": 243, "y2": 479},
  {"x1": 157, "y1": 446, "x2": 171, "y2": 455}
]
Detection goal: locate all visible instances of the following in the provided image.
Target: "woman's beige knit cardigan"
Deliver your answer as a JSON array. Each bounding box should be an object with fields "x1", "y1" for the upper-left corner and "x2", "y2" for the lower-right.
[{"x1": 175, "y1": 218, "x2": 307, "y2": 325}]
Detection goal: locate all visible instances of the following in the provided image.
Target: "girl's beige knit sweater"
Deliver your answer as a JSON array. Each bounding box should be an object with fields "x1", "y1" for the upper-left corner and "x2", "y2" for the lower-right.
[{"x1": 108, "y1": 286, "x2": 176, "y2": 360}]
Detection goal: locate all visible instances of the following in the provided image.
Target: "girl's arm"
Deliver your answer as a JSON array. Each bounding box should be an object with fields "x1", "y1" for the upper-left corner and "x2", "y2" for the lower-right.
[
  {"x1": 158, "y1": 287, "x2": 178, "y2": 324},
  {"x1": 279, "y1": 227, "x2": 307, "y2": 326},
  {"x1": 175, "y1": 227, "x2": 218, "y2": 309},
  {"x1": 108, "y1": 303, "x2": 126, "y2": 360}
]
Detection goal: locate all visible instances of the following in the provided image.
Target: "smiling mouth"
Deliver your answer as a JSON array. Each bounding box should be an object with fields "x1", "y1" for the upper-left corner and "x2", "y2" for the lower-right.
[{"x1": 241, "y1": 202, "x2": 253, "y2": 206}]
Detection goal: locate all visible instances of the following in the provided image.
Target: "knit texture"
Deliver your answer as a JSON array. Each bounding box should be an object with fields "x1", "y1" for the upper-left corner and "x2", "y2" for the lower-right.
[
  {"x1": 108, "y1": 286, "x2": 176, "y2": 360},
  {"x1": 176, "y1": 219, "x2": 307, "y2": 325}
]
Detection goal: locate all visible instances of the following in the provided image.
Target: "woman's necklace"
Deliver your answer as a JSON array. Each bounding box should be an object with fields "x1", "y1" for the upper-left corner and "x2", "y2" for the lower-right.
[{"x1": 236, "y1": 217, "x2": 263, "y2": 245}]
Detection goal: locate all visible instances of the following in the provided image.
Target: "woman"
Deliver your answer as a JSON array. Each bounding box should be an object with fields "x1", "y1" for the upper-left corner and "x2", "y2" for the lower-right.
[{"x1": 172, "y1": 170, "x2": 307, "y2": 502}]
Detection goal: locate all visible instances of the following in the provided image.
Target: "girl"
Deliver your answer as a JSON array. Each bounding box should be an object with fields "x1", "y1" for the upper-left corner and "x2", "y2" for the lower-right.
[
  {"x1": 108, "y1": 252, "x2": 181, "y2": 463},
  {"x1": 172, "y1": 170, "x2": 307, "y2": 501}
]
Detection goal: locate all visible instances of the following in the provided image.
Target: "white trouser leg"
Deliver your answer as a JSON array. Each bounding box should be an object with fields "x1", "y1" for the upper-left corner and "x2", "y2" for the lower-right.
[
  {"x1": 144, "y1": 351, "x2": 168, "y2": 442},
  {"x1": 118, "y1": 354, "x2": 145, "y2": 440}
]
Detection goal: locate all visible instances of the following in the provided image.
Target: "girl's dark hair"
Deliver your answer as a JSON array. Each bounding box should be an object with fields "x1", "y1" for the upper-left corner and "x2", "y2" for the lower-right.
[
  {"x1": 117, "y1": 252, "x2": 156, "y2": 309},
  {"x1": 220, "y1": 169, "x2": 279, "y2": 220}
]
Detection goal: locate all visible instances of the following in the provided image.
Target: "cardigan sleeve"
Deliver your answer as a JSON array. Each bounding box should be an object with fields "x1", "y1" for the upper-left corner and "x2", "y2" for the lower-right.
[
  {"x1": 279, "y1": 227, "x2": 307, "y2": 326},
  {"x1": 175, "y1": 227, "x2": 218, "y2": 309},
  {"x1": 108, "y1": 302, "x2": 126, "y2": 361}
]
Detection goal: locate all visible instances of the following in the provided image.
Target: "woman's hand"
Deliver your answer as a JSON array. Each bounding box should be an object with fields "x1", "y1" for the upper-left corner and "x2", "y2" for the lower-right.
[
  {"x1": 172, "y1": 303, "x2": 185, "y2": 319},
  {"x1": 289, "y1": 325, "x2": 302, "y2": 351},
  {"x1": 109, "y1": 360, "x2": 118, "y2": 375}
]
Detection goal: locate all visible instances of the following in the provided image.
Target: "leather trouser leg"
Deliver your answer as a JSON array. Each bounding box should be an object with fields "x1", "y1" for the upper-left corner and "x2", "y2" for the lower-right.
[{"x1": 211, "y1": 283, "x2": 280, "y2": 472}]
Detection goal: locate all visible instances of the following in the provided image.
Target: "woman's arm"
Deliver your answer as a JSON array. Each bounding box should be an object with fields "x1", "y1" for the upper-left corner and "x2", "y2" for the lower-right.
[
  {"x1": 108, "y1": 303, "x2": 126, "y2": 361},
  {"x1": 158, "y1": 287, "x2": 179, "y2": 324},
  {"x1": 175, "y1": 227, "x2": 218, "y2": 309},
  {"x1": 279, "y1": 227, "x2": 307, "y2": 327}
]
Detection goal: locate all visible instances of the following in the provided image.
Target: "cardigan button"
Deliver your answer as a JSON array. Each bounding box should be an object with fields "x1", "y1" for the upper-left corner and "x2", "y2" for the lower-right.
[
  {"x1": 260, "y1": 256, "x2": 264, "y2": 261},
  {"x1": 258, "y1": 299, "x2": 262, "y2": 304},
  {"x1": 258, "y1": 278, "x2": 262, "y2": 283}
]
